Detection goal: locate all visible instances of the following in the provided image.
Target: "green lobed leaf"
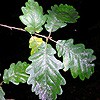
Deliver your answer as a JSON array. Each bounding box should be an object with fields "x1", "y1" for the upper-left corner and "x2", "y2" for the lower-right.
[
  {"x1": 26, "y1": 42, "x2": 66, "y2": 100},
  {"x1": 19, "y1": 0, "x2": 47, "y2": 34},
  {"x1": 0, "y1": 87, "x2": 5, "y2": 100},
  {"x1": 45, "y1": 4, "x2": 80, "y2": 32},
  {"x1": 3, "y1": 61, "x2": 29, "y2": 85},
  {"x1": 56, "y1": 39, "x2": 96, "y2": 80}
]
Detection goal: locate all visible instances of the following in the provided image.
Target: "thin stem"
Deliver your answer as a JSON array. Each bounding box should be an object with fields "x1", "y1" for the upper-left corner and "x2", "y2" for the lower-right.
[
  {"x1": 0, "y1": 81, "x2": 3, "y2": 86},
  {"x1": 0, "y1": 24, "x2": 25, "y2": 32},
  {"x1": 49, "y1": 38, "x2": 57, "y2": 44},
  {"x1": 34, "y1": 33, "x2": 47, "y2": 39},
  {"x1": 0, "y1": 23, "x2": 58, "y2": 44},
  {"x1": 46, "y1": 32, "x2": 52, "y2": 42}
]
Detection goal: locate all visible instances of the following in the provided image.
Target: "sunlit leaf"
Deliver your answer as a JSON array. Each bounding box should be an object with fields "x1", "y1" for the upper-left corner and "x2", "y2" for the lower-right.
[
  {"x1": 0, "y1": 87, "x2": 5, "y2": 100},
  {"x1": 26, "y1": 42, "x2": 66, "y2": 100},
  {"x1": 29, "y1": 36, "x2": 44, "y2": 55},
  {"x1": 45, "y1": 4, "x2": 79, "y2": 32},
  {"x1": 3, "y1": 61, "x2": 29, "y2": 85},
  {"x1": 19, "y1": 0, "x2": 47, "y2": 34},
  {"x1": 56, "y1": 39, "x2": 96, "y2": 80}
]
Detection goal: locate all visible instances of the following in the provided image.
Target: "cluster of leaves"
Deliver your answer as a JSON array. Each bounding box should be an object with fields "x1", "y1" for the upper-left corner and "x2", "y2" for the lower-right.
[
  {"x1": 0, "y1": 0, "x2": 96, "y2": 100},
  {"x1": 19, "y1": 0, "x2": 79, "y2": 34}
]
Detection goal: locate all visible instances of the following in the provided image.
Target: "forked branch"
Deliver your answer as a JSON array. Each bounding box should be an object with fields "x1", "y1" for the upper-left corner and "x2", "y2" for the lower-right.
[{"x1": 0, "y1": 23, "x2": 57, "y2": 44}]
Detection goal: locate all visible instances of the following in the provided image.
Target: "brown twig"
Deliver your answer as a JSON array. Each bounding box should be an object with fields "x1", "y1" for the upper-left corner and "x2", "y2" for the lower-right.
[
  {"x1": 0, "y1": 23, "x2": 58, "y2": 44},
  {"x1": 0, "y1": 81, "x2": 3, "y2": 86},
  {"x1": 0, "y1": 24, "x2": 25, "y2": 31}
]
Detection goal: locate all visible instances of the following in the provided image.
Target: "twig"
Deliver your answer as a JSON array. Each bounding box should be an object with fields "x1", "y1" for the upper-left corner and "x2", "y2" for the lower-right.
[
  {"x1": 49, "y1": 38, "x2": 57, "y2": 44},
  {"x1": 34, "y1": 33, "x2": 47, "y2": 39},
  {"x1": 0, "y1": 81, "x2": 3, "y2": 86},
  {"x1": 0, "y1": 24, "x2": 25, "y2": 31},
  {"x1": 0, "y1": 23, "x2": 58, "y2": 44}
]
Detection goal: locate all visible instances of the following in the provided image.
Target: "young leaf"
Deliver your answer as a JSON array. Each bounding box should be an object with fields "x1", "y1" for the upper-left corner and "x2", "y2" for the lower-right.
[
  {"x1": 26, "y1": 42, "x2": 66, "y2": 100},
  {"x1": 29, "y1": 36, "x2": 44, "y2": 55},
  {"x1": 3, "y1": 61, "x2": 29, "y2": 85},
  {"x1": 0, "y1": 87, "x2": 5, "y2": 100},
  {"x1": 19, "y1": 0, "x2": 47, "y2": 34},
  {"x1": 56, "y1": 39, "x2": 96, "y2": 80},
  {"x1": 45, "y1": 4, "x2": 79, "y2": 32}
]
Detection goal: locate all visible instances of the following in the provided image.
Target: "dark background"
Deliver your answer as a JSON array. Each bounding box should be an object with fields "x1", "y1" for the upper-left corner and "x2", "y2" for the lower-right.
[{"x1": 0, "y1": 0, "x2": 100, "y2": 100}]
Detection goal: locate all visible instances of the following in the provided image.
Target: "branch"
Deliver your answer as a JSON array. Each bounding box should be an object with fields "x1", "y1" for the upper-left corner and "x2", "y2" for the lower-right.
[
  {"x1": 0, "y1": 24, "x2": 25, "y2": 32},
  {"x1": 0, "y1": 23, "x2": 58, "y2": 44},
  {"x1": 0, "y1": 81, "x2": 3, "y2": 86}
]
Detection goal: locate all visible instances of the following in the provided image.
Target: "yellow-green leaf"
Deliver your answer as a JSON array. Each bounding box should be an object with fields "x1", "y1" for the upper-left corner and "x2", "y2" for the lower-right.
[{"x1": 29, "y1": 36, "x2": 44, "y2": 55}]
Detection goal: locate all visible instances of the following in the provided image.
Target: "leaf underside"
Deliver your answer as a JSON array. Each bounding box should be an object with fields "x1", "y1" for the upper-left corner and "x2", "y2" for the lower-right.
[
  {"x1": 3, "y1": 61, "x2": 29, "y2": 85},
  {"x1": 19, "y1": 0, "x2": 47, "y2": 34},
  {"x1": 45, "y1": 4, "x2": 80, "y2": 32},
  {"x1": 56, "y1": 39, "x2": 96, "y2": 80},
  {"x1": 26, "y1": 42, "x2": 66, "y2": 100}
]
